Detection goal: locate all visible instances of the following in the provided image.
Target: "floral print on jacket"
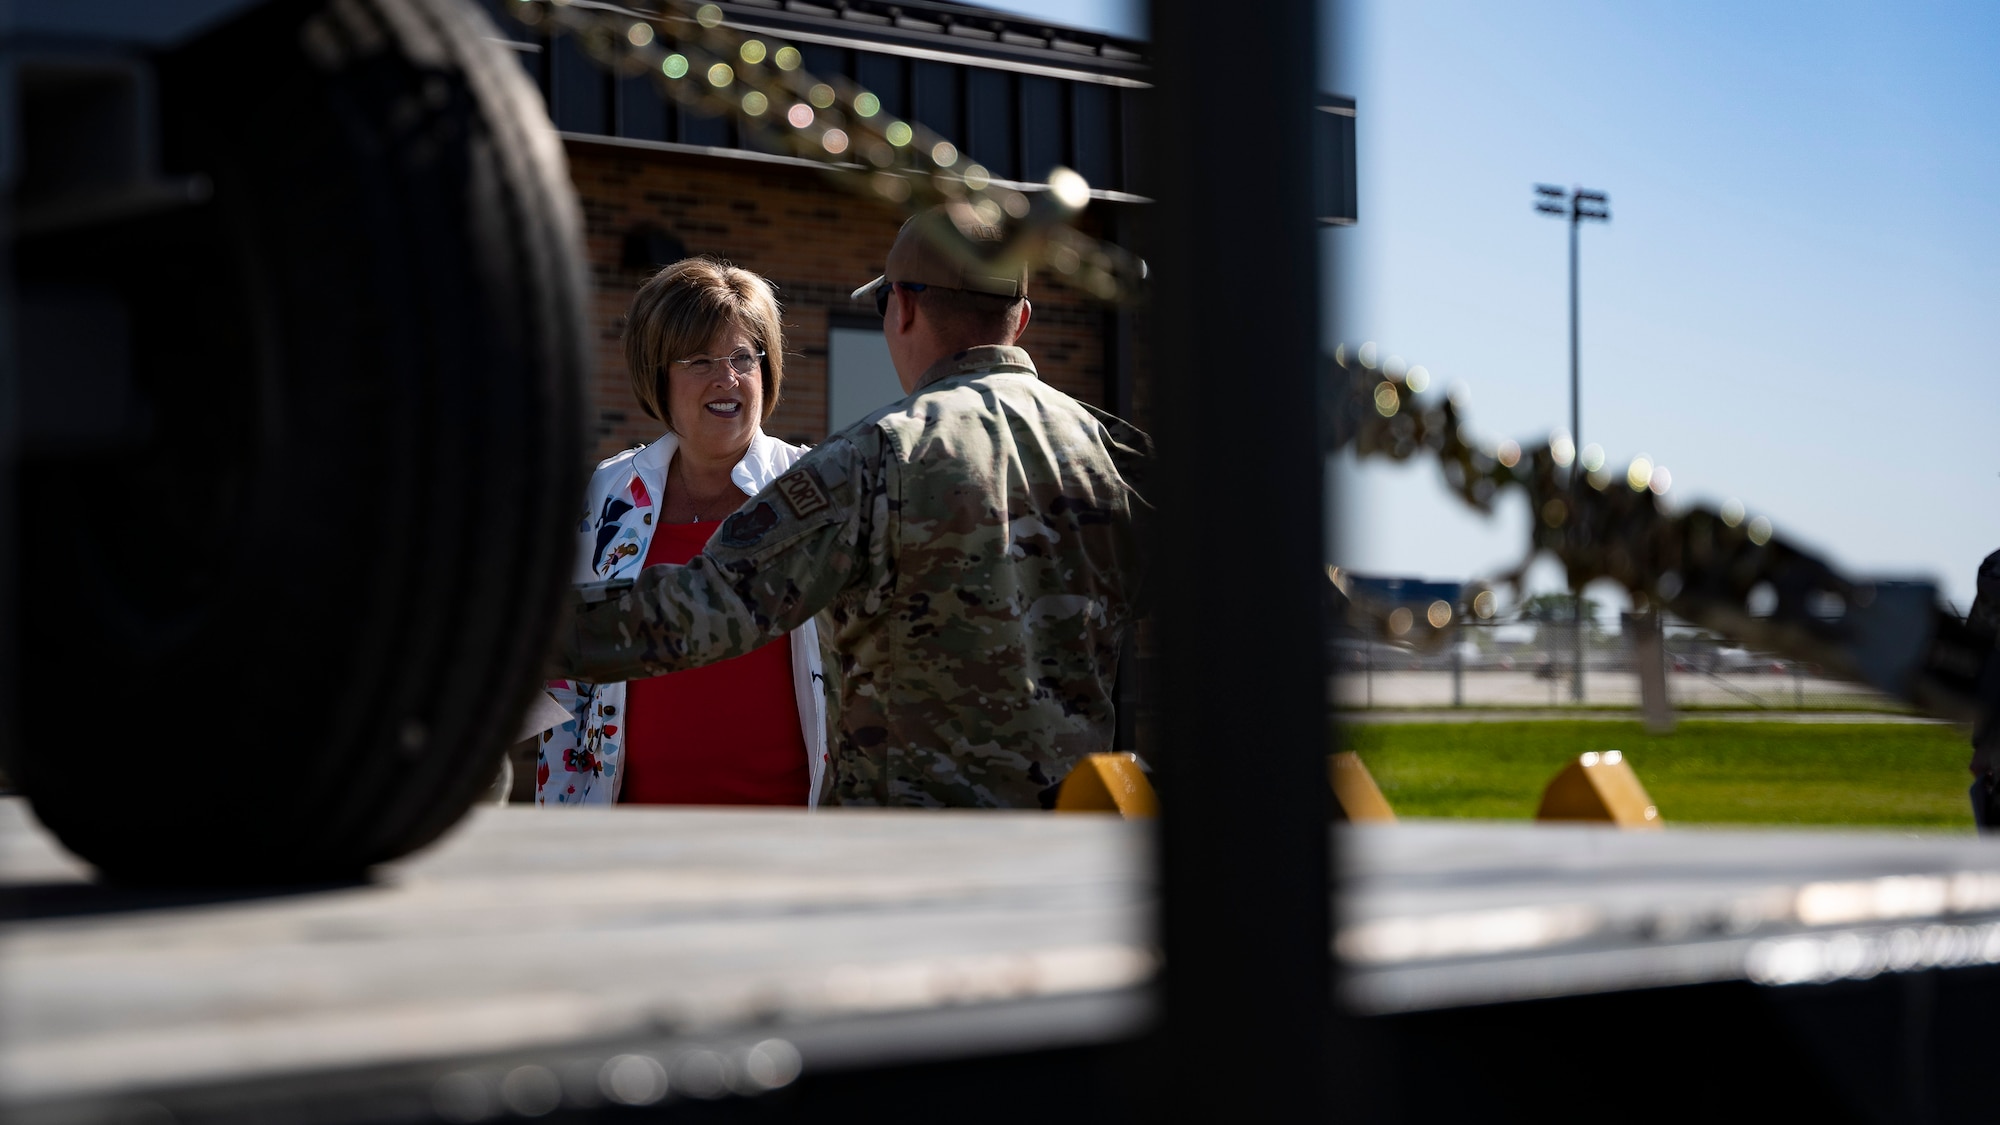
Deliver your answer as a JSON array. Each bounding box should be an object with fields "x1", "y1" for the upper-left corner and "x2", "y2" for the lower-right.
[{"x1": 538, "y1": 432, "x2": 828, "y2": 806}]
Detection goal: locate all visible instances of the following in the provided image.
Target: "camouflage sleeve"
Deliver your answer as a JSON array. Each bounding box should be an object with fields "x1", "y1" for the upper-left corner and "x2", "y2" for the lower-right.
[
  {"x1": 1969, "y1": 550, "x2": 2000, "y2": 780},
  {"x1": 1971, "y1": 549, "x2": 2000, "y2": 642},
  {"x1": 552, "y1": 435, "x2": 889, "y2": 684}
]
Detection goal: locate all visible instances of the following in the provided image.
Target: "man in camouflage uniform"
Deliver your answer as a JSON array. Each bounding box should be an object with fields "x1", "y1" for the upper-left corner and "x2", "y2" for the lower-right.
[
  {"x1": 1968, "y1": 549, "x2": 2000, "y2": 828},
  {"x1": 551, "y1": 206, "x2": 1152, "y2": 808}
]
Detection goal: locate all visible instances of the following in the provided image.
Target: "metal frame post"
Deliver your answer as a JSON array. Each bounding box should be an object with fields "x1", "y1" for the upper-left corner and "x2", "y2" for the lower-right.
[
  {"x1": 0, "y1": 58, "x2": 16, "y2": 789},
  {"x1": 1569, "y1": 211, "x2": 1583, "y2": 702},
  {"x1": 1149, "y1": 0, "x2": 1334, "y2": 1116},
  {"x1": 1535, "y1": 184, "x2": 1609, "y2": 705}
]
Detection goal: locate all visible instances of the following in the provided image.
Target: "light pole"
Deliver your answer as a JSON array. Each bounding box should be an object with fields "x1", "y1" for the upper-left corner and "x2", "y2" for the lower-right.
[{"x1": 1535, "y1": 183, "x2": 1609, "y2": 702}]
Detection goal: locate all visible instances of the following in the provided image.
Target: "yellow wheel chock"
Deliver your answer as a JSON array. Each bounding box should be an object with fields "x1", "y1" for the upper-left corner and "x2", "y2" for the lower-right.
[
  {"x1": 1054, "y1": 752, "x2": 1159, "y2": 817},
  {"x1": 1053, "y1": 750, "x2": 1406, "y2": 824},
  {"x1": 1535, "y1": 750, "x2": 1661, "y2": 828},
  {"x1": 1330, "y1": 751, "x2": 1397, "y2": 823}
]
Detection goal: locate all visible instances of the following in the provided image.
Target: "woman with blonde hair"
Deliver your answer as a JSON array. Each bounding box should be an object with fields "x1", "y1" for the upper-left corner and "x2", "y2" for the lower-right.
[{"x1": 539, "y1": 257, "x2": 827, "y2": 806}]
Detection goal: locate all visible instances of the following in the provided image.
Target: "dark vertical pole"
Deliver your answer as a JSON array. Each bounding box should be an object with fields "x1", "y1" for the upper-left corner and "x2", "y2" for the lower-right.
[
  {"x1": 1101, "y1": 205, "x2": 1135, "y2": 420},
  {"x1": 1149, "y1": 0, "x2": 1333, "y2": 1118},
  {"x1": 0, "y1": 98, "x2": 15, "y2": 792},
  {"x1": 1568, "y1": 200, "x2": 1585, "y2": 702},
  {"x1": 1103, "y1": 205, "x2": 1138, "y2": 753}
]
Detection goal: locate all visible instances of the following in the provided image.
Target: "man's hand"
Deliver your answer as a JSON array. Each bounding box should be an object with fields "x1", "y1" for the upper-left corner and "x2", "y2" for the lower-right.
[{"x1": 544, "y1": 579, "x2": 633, "y2": 682}]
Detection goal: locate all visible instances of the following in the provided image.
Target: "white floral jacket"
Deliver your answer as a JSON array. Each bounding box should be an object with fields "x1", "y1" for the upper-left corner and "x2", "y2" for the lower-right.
[{"x1": 537, "y1": 431, "x2": 830, "y2": 806}]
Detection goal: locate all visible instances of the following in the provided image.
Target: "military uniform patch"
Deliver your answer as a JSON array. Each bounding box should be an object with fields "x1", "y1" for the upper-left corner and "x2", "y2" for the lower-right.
[
  {"x1": 775, "y1": 468, "x2": 832, "y2": 519},
  {"x1": 717, "y1": 501, "x2": 781, "y2": 549}
]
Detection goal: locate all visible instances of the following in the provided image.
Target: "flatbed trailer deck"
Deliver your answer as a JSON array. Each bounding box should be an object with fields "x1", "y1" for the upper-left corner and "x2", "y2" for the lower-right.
[{"x1": 8, "y1": 799, "x2": 2000, "y2": 1121}]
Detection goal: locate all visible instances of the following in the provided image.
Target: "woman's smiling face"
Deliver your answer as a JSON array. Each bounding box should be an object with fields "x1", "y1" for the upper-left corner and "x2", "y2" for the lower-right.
[{"x1": 667, "y1": 321, "x2": 764, "y2": 460}]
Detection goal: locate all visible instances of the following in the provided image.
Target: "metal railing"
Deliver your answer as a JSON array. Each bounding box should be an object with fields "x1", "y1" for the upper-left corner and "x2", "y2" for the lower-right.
[{"x1": 1331, "y1": 617, "x2": 1908, "y2": 712}]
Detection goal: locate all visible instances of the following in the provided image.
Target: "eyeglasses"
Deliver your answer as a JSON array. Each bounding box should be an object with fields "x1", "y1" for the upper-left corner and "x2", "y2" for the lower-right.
[
  {"x1": 873, "y1": 281, "x2": 928, "y2": 318},
  {"x1": 672, "y1": 348, "x2": 764, "y2": 378}
]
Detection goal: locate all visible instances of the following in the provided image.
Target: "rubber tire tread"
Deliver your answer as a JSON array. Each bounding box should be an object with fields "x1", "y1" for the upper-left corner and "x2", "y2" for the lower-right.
[{"x1": 18, "y1": 0, "x2": 586, "y2": 883}]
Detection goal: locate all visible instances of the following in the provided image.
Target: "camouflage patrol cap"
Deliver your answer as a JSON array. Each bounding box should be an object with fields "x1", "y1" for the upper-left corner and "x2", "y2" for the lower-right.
[{"x1": 851, "y1": 203, "x2": 1029, "y2": 303}]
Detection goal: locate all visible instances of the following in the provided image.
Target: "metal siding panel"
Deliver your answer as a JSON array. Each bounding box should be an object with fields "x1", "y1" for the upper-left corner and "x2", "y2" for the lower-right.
[
  {"x1": 912, "y1": 59, "x2": 961, "y2": 145},
  {"x1": 616, "y1": 75, "x2": 670, "y2": 143},
  {"x1": 854, "y1": 52, "x2": 907, "y2": 119},
  {"x1": 800, "y1": 43, "x2": 852, "y2": 82},
  {"x1": 1336, "y1": 111, "x2": 1356, "y2": 221},
  {"x1": 550, "y1": 35, "x2": 608, "y2": 135},
  {"x1": 1314, "y1": 104, "x2": 1356, "y2": 224},
  {"x1": 1070, "y1": 81, "x2": 1112, "y2": 191},
  {"x1": 965, "y1": 68, "x2": 1016, "y2": 180},
  {"x1": 678, "y1": 105, "x2": 732, "y2": 148},
  {"x1": 1019, "y1": 74, "x2": 1063, "y2": 183},
  {"x1": 1117, "y1": 86, "x2": 1140, "y2": 194}
]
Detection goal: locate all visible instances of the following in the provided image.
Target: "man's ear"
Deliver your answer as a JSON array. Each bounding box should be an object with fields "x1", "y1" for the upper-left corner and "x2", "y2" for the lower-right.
[
  {"x1": 1010, "y1": 299, "x2": 1032, "y2": 343},
  {"x1": 894, "y1": 286, "x2": 922, "y2": 336}
]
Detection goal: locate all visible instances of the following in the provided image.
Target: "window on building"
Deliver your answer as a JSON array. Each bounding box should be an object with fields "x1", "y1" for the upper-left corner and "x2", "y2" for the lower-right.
[{"x1": 827, "y1": 324, "x2": 903, "y2": 432}]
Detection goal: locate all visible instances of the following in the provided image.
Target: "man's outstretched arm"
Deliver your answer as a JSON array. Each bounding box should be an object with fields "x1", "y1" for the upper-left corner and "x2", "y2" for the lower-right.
[{"x1": 549, "y1": 436, "x2": 886, "y2": 684}]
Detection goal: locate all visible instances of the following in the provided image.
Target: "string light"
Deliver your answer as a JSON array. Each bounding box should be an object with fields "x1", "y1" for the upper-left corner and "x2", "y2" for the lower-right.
[{"x1": 508, "y1": 0, "x2": 1142, "y2": 303}]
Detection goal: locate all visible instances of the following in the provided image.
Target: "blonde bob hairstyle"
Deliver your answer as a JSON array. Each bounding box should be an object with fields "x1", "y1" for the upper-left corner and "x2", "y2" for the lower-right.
[{"x1": 623, "y1": 256, "x2": 785, "y2": 432}]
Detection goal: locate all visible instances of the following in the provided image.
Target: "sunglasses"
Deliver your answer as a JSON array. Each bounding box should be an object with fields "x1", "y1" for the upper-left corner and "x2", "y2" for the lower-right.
[{"x1": 873, "y1": 281, "x2": 928, "y2": 318}]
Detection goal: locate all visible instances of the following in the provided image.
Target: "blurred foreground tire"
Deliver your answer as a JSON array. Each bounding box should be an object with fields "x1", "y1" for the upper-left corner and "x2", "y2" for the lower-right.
[{"x1": 13, "y1": 0, "x2": 586, "y2": 881}]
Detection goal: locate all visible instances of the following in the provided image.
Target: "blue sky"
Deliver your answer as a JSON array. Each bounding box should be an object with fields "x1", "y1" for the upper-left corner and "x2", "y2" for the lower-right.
[{"x1": 978, "y1": 1, "x2": 1999, "y2": 612}]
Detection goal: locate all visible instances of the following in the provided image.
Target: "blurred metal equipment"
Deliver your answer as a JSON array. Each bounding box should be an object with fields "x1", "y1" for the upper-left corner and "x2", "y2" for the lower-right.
[
  {"x1": 1535, "y1": 183, "x2": 1610, "y2": 702},
  {"x1": 1324, "y1": 345, "x2": 1996, "y2": 729},
  {"x1": 1, "y1": 0, "x2": 589, "y2": 880},
  {"x1": 1147, "y1": 0, "x2": 1333, "y2": 1116},
  {"x1": 511, "y1": 0, "x2": 1148, "y2": 303}
]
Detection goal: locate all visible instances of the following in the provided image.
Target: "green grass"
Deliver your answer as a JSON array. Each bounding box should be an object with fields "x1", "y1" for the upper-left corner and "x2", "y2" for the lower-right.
[{"x1": 1341, "y1": 721, "x2": 1974, "y2": 829}]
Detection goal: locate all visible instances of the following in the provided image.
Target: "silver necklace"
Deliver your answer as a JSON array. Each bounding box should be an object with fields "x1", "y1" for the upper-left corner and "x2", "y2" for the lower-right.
[{"x1": 674, "y1": 476, "x2": 739, "y2": 522}]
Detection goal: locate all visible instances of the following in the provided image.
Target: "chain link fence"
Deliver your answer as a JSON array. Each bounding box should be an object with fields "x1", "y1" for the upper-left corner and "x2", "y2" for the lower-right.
[{"x1": 1330, "y1": 615, "x2": 1906, "y2": 712}]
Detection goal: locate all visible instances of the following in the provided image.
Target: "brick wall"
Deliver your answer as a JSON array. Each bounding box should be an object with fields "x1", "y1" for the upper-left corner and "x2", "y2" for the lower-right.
[{"x1": 565, "y1": 138, "x2": 1120, "y2": 463}]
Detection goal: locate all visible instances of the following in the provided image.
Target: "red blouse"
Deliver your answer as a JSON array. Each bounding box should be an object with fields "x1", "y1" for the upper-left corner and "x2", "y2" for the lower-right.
[{"x1": 620, "y1": 518, "x2": 810, "y2": 805}]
